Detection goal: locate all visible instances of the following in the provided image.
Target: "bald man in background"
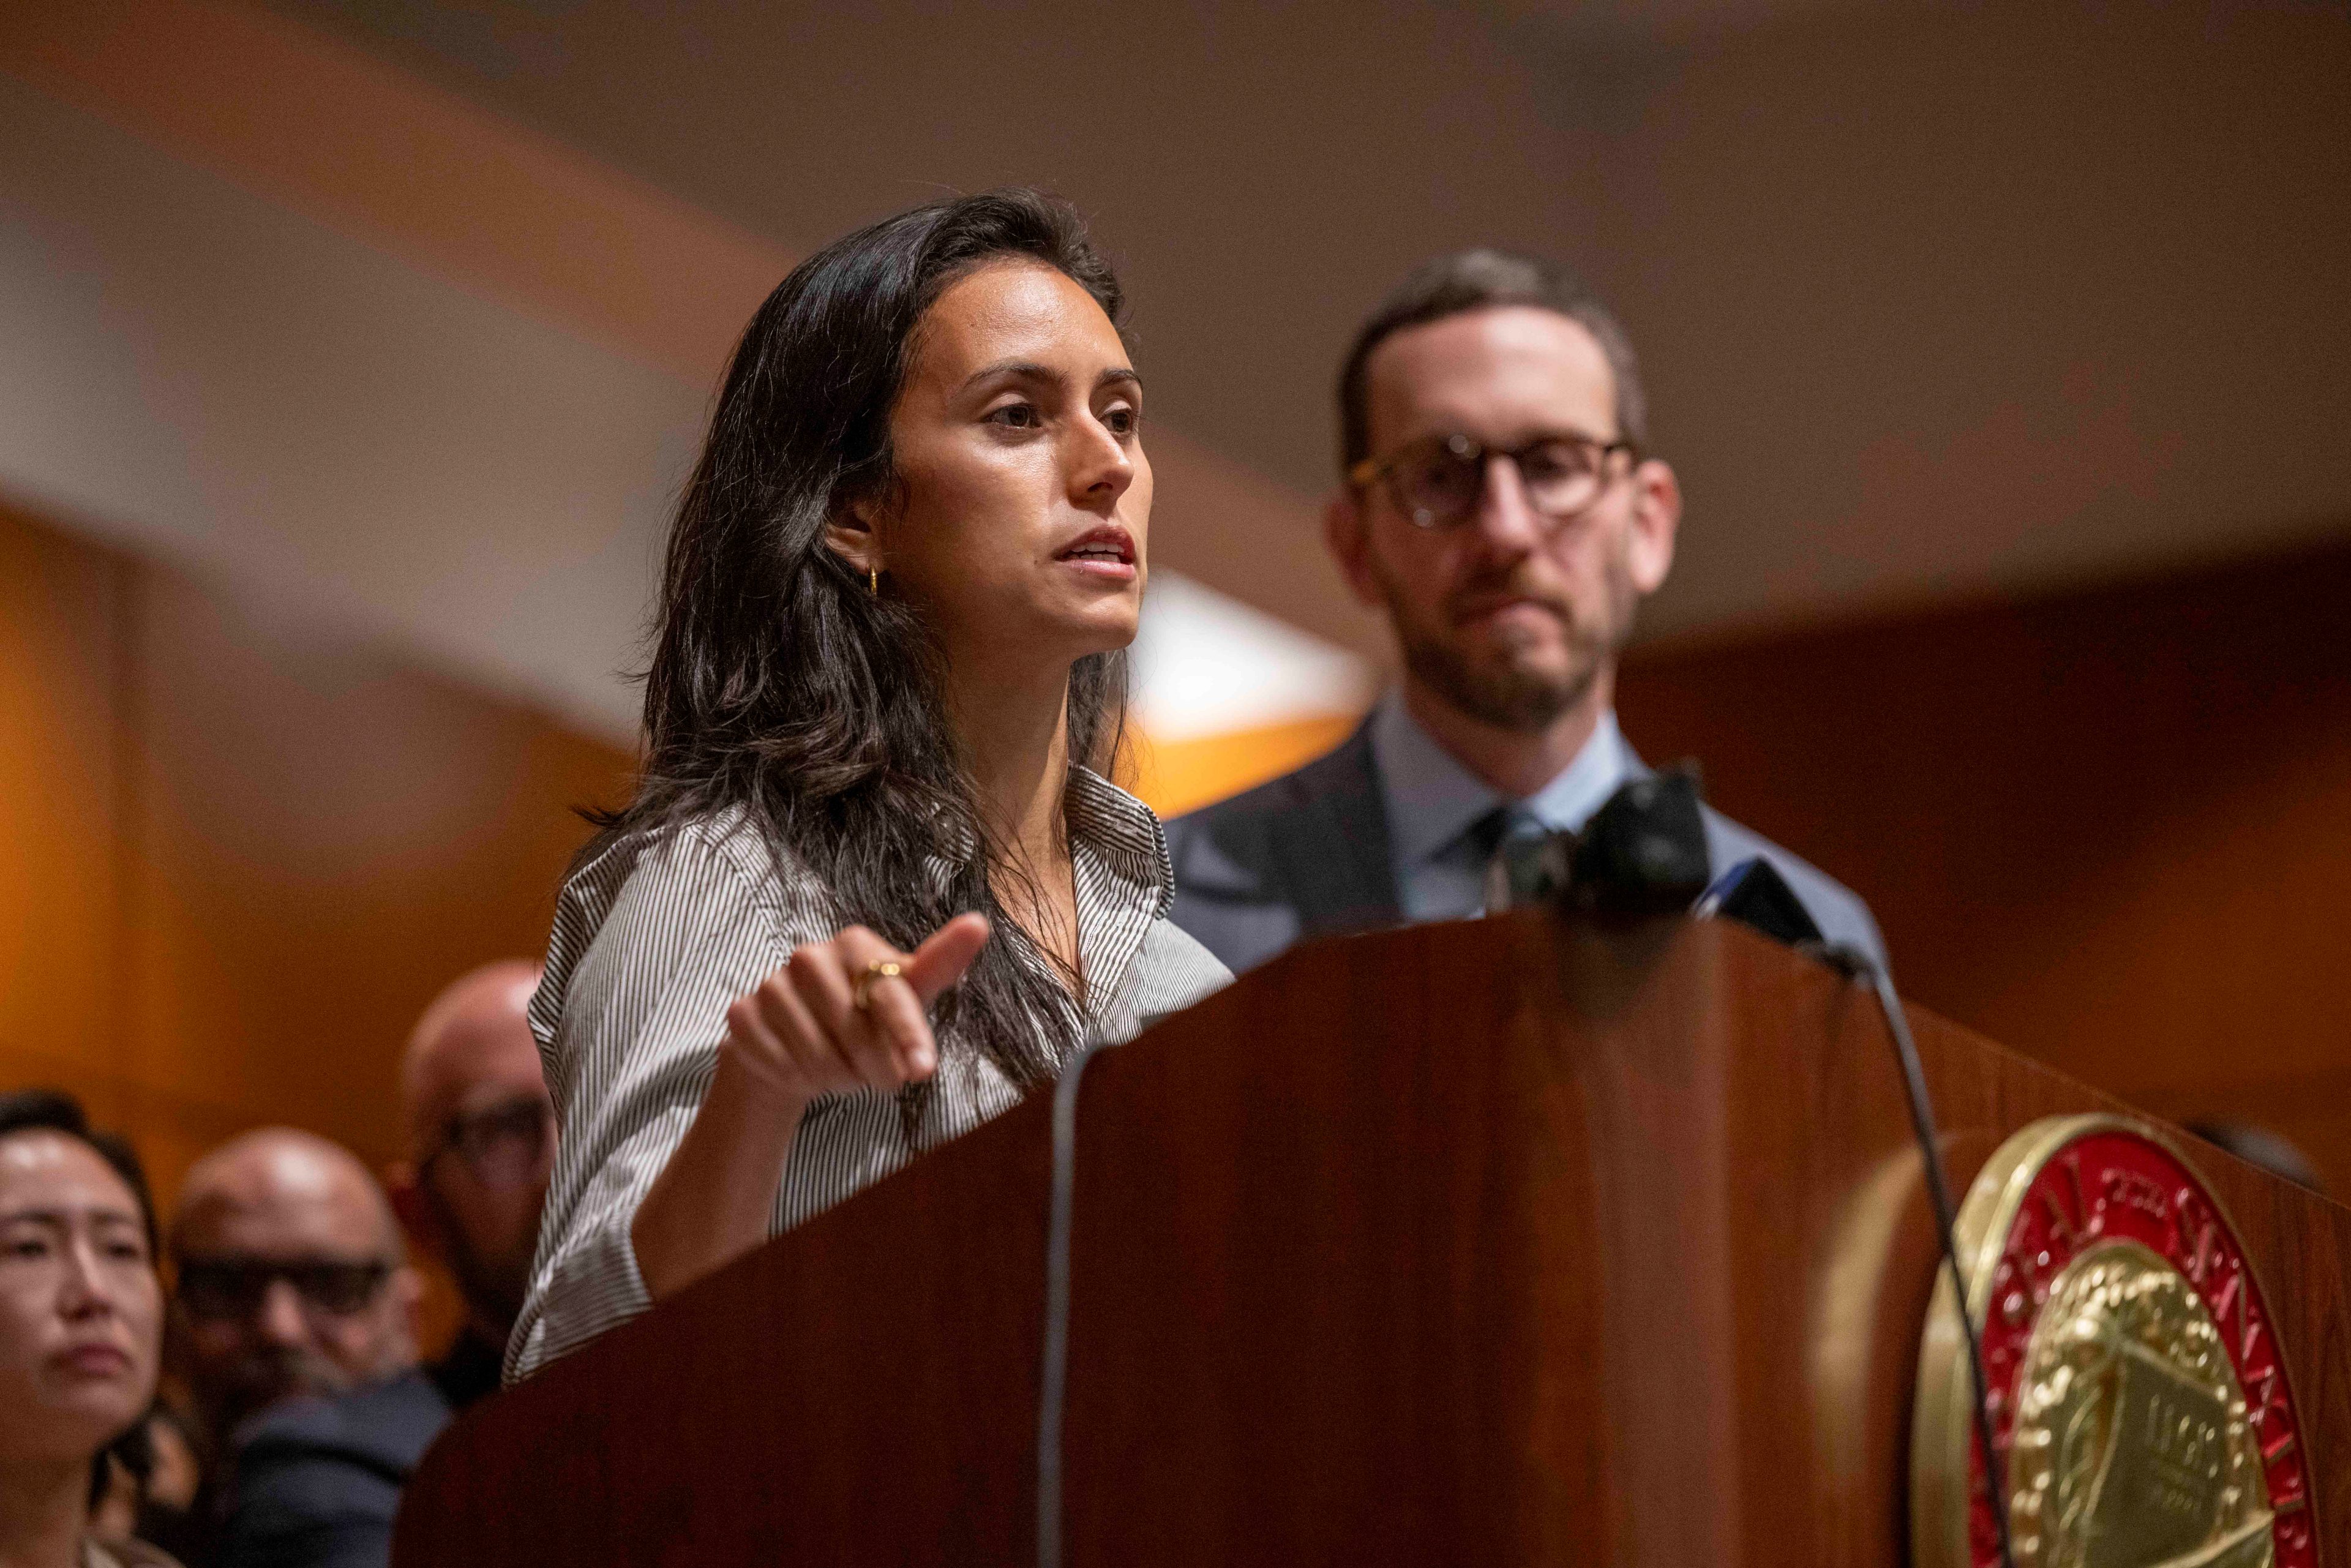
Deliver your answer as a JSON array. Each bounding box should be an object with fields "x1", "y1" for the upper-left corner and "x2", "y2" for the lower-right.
[
  {"x1": 386, "y1": 961, "x2": 553, "y2": 1408},
  {"x1": 171, "y1": 1130, "x2": 437, "y2": 1568},
  {"x1": 171, "y1": 1129, "x2": 422, "y2": 1455}
]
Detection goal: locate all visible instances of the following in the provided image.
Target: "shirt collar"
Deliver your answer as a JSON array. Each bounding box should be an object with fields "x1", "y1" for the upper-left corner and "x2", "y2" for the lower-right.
[
  {"x1": 1368, "y1": 689, "x2": 1635, "y2": 870},
  {"x1": 916, "y1": 765, "x2": 1174, "y2": 921},
  {"x1": 1065, "y1": 763, "x2": 1176, "y2": 920}
]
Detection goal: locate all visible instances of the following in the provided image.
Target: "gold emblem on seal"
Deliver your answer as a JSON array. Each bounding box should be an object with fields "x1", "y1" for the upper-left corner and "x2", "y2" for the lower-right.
[{"x1": 1913, "y1": 1115, "x2": 2315, "y2": 1568}]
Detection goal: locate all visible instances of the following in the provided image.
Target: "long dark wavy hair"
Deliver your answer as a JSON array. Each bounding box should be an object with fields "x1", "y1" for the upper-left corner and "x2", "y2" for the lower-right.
[{"x1": 593, "y1": 190, "x2": 1130, "y2": 1112}]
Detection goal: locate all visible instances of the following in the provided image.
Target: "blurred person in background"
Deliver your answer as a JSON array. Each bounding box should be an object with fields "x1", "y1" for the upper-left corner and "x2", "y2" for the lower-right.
[
  {"x1": 169, "y1": 1131, "x2": 420, "y2": 1450},
  {"x1": 385, "y1": 962, "x2": 553, "y2": 1410},
  {"x1": 1169, "y1": 250, "x2": 1883, "y2": 971},
  {"x1": 170, "y1": 1130, "x2": 438, "y2": 1568},
  {"x1": 88, "y1": 1408, "x2": 201, "y2": 1559},
  {"x1": 511, "y1": 189, "x2": 1226, "y2": 1381},
  {"x1": 0, "y1": 1089, "x2": 179, "y2": 1567}
]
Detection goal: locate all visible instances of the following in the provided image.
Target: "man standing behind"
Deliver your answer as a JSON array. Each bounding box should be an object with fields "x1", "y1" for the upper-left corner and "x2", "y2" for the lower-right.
[
  {"x1": 385, "y1": 961, "x2": 553, "y2": 1411},
  {"x1": 170, "y1": 1128, "x2": 438, "y2": 1566},
  {"x1": 1169, "y1": 251, "x2": 1882, "y2": 972}
]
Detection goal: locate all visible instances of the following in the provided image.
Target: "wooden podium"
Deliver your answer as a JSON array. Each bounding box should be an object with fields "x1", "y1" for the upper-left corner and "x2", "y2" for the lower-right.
[{"x1": 394, "y1": 915, "x2": 2351, "y2": 1565}]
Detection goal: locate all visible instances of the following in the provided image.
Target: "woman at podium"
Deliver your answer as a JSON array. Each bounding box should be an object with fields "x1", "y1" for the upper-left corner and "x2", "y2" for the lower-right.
[{"x1": 505, "y1": 191, "x2": 1229, "y2": 1380}]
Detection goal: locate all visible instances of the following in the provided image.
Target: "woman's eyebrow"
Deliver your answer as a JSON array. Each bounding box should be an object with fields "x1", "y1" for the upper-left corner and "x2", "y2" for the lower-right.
[
  {"x1": 0, "y1": 1205, "x2": 136, "y2": 1227},
  {"x1": 956, "y1": 360, "x2": 1142, "y2": 394},
  {"x1": 958, "y1": 358, "x2": 1052, "y2": 391}
]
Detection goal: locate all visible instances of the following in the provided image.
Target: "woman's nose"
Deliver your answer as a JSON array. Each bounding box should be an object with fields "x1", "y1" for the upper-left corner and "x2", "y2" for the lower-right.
[
  {"x1": 58, "y1": 1239, "x2": 119, "y2": 1318},
  {"x1": 1065, "y1": 416, "x2": 1134, "y2": 507}
]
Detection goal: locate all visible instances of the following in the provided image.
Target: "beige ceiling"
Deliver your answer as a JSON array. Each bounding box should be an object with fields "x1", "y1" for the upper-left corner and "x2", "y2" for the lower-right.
[
  {"x1": 263, "y1": 0, "x2": 2351, "y2": 648},
  {"x1": 4, "y1": 0, "x2": 2345, "y2": 753},
  {"x1": 3, "y1": 1, "x2": 1393, "y2": 735}
]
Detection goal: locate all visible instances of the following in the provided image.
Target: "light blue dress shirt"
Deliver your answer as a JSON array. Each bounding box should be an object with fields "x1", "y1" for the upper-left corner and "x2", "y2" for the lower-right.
[{"x1": 1367, "y1": 689, "x2": 1636, "y2": 923}]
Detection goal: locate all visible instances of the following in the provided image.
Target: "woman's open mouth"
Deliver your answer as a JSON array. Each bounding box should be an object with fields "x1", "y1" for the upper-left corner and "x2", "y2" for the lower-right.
[{"x1": 1056, "y1": 525, "x2": 1138, "y2": 580}]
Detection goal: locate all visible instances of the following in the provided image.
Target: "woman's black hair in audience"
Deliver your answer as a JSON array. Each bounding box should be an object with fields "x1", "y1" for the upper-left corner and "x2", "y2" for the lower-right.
[{"x1": 0, "y1": 1089, "x2": 157, "y2": 1256}]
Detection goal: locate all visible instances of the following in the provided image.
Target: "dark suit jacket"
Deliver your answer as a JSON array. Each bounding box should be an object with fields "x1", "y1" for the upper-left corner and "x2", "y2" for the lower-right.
[
  {"x1": 1166, "y1": 722, "x2": 1887, "y2": 975},
  {"x1": 221, "y1": 1371, "x2": 450, "y2": 1568}
]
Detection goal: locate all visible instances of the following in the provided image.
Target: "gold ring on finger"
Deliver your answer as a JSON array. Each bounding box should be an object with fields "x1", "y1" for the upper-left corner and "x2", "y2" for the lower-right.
[{"x1": 852, "y1": 958, "x2": 906, "y2": 1011}]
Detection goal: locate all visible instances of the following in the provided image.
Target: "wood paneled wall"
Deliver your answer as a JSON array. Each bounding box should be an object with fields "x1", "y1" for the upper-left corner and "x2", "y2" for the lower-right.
[
  {"x1": 13, "y1": 486, "x2": 2350, "y2": 1231},
  {"x1": 0, "y1": 498, "x2": 632, "y2": 1218},
  {"x1": 1619, "y1": 532, "x2": 2351, "y2": 1193}
]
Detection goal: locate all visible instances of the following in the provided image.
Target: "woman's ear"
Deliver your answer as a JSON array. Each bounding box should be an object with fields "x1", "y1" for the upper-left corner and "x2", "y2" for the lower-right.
[{"x1": 825, "y1": 500, "x2": 882, "y2": 581}]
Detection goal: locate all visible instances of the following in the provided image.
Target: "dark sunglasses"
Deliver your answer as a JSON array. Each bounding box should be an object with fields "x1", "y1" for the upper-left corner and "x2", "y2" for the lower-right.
[{"x1": 176, "y1": 1254, "x2": 392, "y2": 1320}]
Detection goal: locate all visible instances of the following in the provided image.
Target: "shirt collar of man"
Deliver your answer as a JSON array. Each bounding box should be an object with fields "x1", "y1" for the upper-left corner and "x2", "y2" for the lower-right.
[{"x1": 1368, "y1": 688, "x2": 1635, "y2": 872}]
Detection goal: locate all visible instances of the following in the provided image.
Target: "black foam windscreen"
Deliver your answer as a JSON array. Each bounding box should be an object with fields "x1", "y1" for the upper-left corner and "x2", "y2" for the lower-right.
[{"x1": 1556, "y1": 768, "x2": 1711, "y2": 916}]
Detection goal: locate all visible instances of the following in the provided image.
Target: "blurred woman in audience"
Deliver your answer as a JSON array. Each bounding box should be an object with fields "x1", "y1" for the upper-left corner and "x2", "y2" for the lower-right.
[
  {"x1": 511, "y1": 190, "x2": 1227, "y2": 1378},
  {"x1": 0, "y1": 1090, "x2": 180, "y2": 1567}
]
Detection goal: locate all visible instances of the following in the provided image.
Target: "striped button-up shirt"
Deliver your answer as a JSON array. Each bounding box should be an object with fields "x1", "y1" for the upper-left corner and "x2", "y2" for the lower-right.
[{"x1": 507, "y1": 768, "x2": 1229, "y2": 1381}]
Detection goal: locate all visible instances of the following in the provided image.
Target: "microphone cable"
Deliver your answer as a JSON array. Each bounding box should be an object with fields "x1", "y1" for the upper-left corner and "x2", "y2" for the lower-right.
[
  {"x1": 1035, "y1": 1034, "x2": 1117, "y2": 1568},
  {"x1": 1695, "y1": 850, "x2": 2017, "y2": 1564},
  {"x1": 1826, "y1": 943, "x2": 2019, "y2": 1568}
]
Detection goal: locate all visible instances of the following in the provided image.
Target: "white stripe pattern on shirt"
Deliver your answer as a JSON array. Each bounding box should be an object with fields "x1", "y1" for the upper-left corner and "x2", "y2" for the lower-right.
[{"x1": 506, "y1": 767, "x2": 1229, "y2": 1382}]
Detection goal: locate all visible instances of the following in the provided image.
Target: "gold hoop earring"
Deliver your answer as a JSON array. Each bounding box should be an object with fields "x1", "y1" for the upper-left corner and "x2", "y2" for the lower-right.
[{"x1": 868, "y1": 566, "x2": 879, "y2": 598}]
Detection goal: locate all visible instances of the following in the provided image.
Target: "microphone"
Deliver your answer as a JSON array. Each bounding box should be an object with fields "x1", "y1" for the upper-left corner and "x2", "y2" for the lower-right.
[
  {"x1": 1693, "y1": 857, "x2": 1824, "y2": 950},
  {"x1": 1512, "y1": 768, "x2": 1829, "y2": 958},
  {"x1": 1492, "y1": 767, "x2": 1712, "y2": 917}
]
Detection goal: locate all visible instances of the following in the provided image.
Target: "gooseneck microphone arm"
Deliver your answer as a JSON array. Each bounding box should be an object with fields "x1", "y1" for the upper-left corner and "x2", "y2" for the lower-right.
[
  {"x1": 1828, "y1": 942, "x2": 2020, "y2": 1568},
  {"x1": 1573, "y1": 774, "x2": 2020, "y2": 1568}
]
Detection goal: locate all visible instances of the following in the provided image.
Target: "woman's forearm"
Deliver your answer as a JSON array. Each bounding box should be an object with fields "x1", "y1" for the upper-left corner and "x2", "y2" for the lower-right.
[{"x1": 629, "y1": 1048, "x2": 808, "y2": 1302}]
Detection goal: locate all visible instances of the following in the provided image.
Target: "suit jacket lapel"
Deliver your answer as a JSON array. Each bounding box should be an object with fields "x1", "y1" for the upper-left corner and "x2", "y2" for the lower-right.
[{"x1": 1273, "y1": 723, "x2": 1404, "y2": 940}]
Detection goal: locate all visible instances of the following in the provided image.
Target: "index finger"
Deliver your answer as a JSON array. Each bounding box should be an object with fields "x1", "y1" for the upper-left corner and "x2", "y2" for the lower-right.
[{"x1": 902, "y1": 912, "x2": 991, "y2": 1005}]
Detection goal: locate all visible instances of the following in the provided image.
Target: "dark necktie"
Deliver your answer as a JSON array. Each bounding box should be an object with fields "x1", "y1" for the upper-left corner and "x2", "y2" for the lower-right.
[{"x1": 1469, "y1": 803, "x2": 1554, "y2": 911}]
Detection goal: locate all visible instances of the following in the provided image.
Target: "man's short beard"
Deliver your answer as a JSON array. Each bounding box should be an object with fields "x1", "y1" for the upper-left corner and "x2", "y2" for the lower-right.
[
  {"x1": 1375, "y1": 554, "x2": 1636, "y2": 735},
  {"x1": 1399, "y1": 623, "x2": 1600, "y2": 733},
  {"x1": 203, "y1": 1345, "x2": 354, "y2": 1440}
]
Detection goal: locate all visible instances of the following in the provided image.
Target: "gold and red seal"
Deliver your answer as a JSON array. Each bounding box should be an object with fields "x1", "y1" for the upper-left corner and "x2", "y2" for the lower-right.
[{"x1": 1913, "y1": 1114, "x2": 2315, "y2": 1568}]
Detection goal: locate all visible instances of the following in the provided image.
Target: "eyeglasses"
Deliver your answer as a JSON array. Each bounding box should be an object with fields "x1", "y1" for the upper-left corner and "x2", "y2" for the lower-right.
[
  {"x1": 423, "y1": 1095, "x2": 556, "y2": 1191},
  {"x1": 176, "y1": 1255, "x2": 392, "y2": 1321},
  {"x1": 1349, "y1": 430, "x2": 1638, "y2": 530}
]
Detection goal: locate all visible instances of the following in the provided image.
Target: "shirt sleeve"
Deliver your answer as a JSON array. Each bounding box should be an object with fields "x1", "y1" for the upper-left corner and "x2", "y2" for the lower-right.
[{"x1": 505, "y1": 829, "x2": 793, "y2": 1381}]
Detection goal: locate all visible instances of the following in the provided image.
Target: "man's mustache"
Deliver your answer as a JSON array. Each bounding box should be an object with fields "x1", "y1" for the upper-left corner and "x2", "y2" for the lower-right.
[
  {"x1": 1445, "y1": 569, "x2": 1571, "y2": 623},
  {"x1": 229, "y1": 1345, "x2": 350, "y2": 1404}
]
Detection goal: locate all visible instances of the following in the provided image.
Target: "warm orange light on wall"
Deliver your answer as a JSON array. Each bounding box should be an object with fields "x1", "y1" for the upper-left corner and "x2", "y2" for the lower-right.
[{"x1": 1125, "y1": 713, "x2": 1364, "y2": 820}]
